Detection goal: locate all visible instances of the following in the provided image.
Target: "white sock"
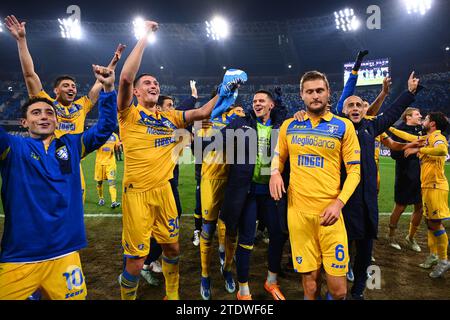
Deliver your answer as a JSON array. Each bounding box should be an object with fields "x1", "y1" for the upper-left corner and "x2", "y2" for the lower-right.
[{"x1": 267, "y1": 271, "x2": 277, "y2": 284}]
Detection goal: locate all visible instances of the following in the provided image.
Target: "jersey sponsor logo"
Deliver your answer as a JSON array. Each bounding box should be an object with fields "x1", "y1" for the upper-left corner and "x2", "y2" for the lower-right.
[
  {"x1": 65, "y1": 289, "x2": 84, "y2": 299},
  {"x1": 298, "y1": 154, "x2": 324, "y2": 168},
  {"x1": 58, "y1": 122, "x2": 76, "y2": 132},
  {"x1": 292, "y1": 124, "x2": 307, "y2": 129},
  {"x1": 102, "y1": 147, "x2": 111, "y2": 152},
  {"x1": 155, "y1": 137, "x2": 175, "y2": 147},
  {"x1": 30, "y1": 151, "x2": 40, "y2": 161},
  {"x1": 56, "y1": 146, "x2": 69, "y2": 161},
  {"x1": 291, "y1": 135, "x2": 336, "y2": 150},
  {"x1": 296, "y1": 256, "x2": 303, "y2": 264},
  {"x1": 331, "y1": 263, "x2": 346, "y2": 269},
  {"x1": 138, "y1": 111, "x2": 177, "y2": 131},
  {"x1": 138, "y1": 244, "x2": 145, "y2": 250},
  {"x1": 327, "y1": 124, "x2": 339, "y2": 135}
]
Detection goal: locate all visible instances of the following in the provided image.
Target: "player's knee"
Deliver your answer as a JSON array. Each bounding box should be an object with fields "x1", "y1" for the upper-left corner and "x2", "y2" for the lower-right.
[
  {"x1": 201, "y1": 221, "x2": 216, "y2": 241},
  {"x1": 162, "y1": 243, "x2": 180, "y2": 258},
  {"x1": 126, "y1": 257, "x2": 146, "y2": 275},
  {"x1": 303, "y1": 279, "x2": 318, "y2": 296},
  {"x1": 328, "y1": 286, "x2": 347, "y2": 300}
]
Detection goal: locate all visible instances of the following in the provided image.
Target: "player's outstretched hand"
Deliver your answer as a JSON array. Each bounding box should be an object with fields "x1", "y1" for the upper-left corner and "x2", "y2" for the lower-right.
[
  {"x1": 269, "y1": 170, "x2": 286, "y2": 201},
  {"x1": 190, "y1": 80, "x2": 198, "y2": 98},
  {"x1": 110, "y1": 44, "x2": 126, "y2": 66},
  {"x1": 144, "y1": 21, "x2": 159, "y2": 35},
  {"x1": 382, "y1": 77, "x2": 392, "y2": 95},
  {"x1": 92, "y1": 65, "x2": 115, "y2": 92},
  {"x1": 407, "y1": 71, "x2": 420, "y2": 94},
  {"x1": 5, "y1": 15, "x2": 26, "y2": 40},
  {"x1": 320, "y1": 199, "x2": 344, "y2": 226},
  {"x1": 352, "y1": 50, "x2": 369, "y2": 71}
]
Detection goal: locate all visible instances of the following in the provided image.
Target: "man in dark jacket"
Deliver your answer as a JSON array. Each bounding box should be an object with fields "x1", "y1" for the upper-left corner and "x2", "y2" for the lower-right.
[
  {"x1": 218, "y1": 90, "x2": 289, "y2": 300},
  {"x1": 388, "y1": 107, "x2": 424, "y2": 253},
  {"x1": 340, "y1": 71, "x2": 422, "y2": 299}
]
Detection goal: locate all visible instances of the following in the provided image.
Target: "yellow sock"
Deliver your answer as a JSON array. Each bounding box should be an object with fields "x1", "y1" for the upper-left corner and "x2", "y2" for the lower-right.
[
  {"x1": 408, "y1": 223, "x2": 419, "y2": 239},
  {"x1": 108, "y1": 183, "x2": 117, "y2": 203},
  {"x1": 119, "y1": 272, "x2": 139, "y2": 300},
  {"x1": 162, "y1": 255, "x2": 180, "y2": 300},
  {"x1": 224, "y1": 234, "x2": 237, "y2": 272},
  {"x1": 428, "y1": 230, "x2": 438, "y2": 255},
  {"x1": 96, "y1": 183, "x2": 104, "y2": 199},
  {"x1": 200, "y1": 236, "x2": 213, "y2": 278},
  {"x1": 217, "y1": 219, "x2": 226, "y2": 250},
  {"x1": 434, "y1": 229, "x2": 448, "y2": 261}
]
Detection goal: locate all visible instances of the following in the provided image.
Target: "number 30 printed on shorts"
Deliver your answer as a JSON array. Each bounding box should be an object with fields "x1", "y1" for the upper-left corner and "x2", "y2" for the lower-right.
[{"x1": 168, "y1": 216, "x2": 180, "y2": 238}]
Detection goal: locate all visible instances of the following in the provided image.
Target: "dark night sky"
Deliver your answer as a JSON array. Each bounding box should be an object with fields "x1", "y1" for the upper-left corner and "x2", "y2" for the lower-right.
[{"x1": 2, "y1": 0, "x2": 446, "y2": 23}]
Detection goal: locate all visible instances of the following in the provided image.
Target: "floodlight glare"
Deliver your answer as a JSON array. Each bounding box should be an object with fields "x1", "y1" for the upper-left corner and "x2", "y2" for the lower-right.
[
  {"x1": 205, "y1": 16, "x2": 229, "y2": 41},
  {"x1": 445, "y1": 46, "x2": 450, "y2": 52},
  {"x1": 404, "y1": 0, "x2": 432, "y2": 15},
  {"x1": 0, "y1": 22, "x2": 3, "y2": 33},
  {"x1": 334, "y1": 8, "x2": 360, "y2": 32},
  {"x1": 58, "y1": 17, "x2": 82, "y2": 39},
  {"x1": 133, "y1": 17, "x2": 156, "y2": 43}
]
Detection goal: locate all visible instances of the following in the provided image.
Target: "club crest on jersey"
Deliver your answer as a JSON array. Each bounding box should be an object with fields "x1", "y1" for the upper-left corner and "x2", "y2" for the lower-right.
[
  {"x1": 296, "y1": 256, "x2": 303, "y2": 264},
  {"x1": 30, "y1": 152, "x2": 40, "y2": 161},
  {"x1": 56, "y1": 146, "x2": 69, "y2": 161},
  {"x1": 327, "y1": 124, "x2": 339, "y2": 135}
]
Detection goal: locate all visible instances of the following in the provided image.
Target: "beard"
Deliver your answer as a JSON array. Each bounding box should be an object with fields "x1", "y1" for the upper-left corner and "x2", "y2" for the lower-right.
[{"x1": 306, "y1": 101, "x2": 327, "y2": 115}]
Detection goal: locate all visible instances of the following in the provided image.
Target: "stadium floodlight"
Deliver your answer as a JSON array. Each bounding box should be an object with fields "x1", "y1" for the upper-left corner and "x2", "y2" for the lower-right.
[
  {"x1": 160, "y1": 66, "x2": 164, "y2": 70},
  {"x1": 133, "y1": 17, "x2": 156, "y2": 43},
  {"x1": 0, "y1": 22, "x2": 3, "y2": 33},
  {"x1": 222, "y1": 66, "x2": 227, "y2": 70},
  {"x1": 205, "y1": 16, "x2": 230, "y2": 41},
  {"x1": 288, "y1": 64, "x2": 292, "y2": 69},
  {"x1": 404, "y1": 0, "x2": 432, "y2": 15},
  {"x1": 446, "y1": 47, "x2": 450, "y2": 51},
  {"x1": 334, "y1": 8, "x2": 360, "y2": 32},
  {"x1": 58, "y1": 17, "x2": 82, "y2": 39}
]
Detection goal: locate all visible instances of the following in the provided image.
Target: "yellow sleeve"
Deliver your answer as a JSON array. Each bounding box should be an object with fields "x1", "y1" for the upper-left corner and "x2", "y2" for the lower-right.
[
  {"x1": 166, "y1": 110, "x2": 187, "y2": 129},
  {"x1": 389, "y1": 127, "x2": 423, "y2": 142},
  {"x1": 31, "y1": 90, "x2": 54, "y2": 101},
  {"x1": 271, "y1": 119, "x2": 290, "y2": 174},
  {"x1": 118, "y1": 104, "x2": 136, "y2": 125},
  {"x1": 380, "y1": 132, "x2": 389, "y2": 140},
  {"x1": 420, "y1": 135, "x2": 448, "y2": 156},
  {"x1": 338, "y1": 119, "x2": 361, "y2": 205},
  {"x1": 76, "y1": 96, "x2": 94, "y2": 114}
]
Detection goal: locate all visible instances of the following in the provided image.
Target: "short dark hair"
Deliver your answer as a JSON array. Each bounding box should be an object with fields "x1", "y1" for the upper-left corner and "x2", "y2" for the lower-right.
[
  {"x1": 21, "y1": 97, "x2": 56, "y2": 118},
  {"x1": 53, "y1": 75, "x2": 76, "y2": 88},
  {"x1": 133, "y1": 73, "x2": 154, "y2": 87},
  {"x1": 254, "y1": 90, "x2": 274, "y2": 101},
  {"x1": 157, "y1": 95, "x2": 174, "y2": 106},
  {"x1": 428, "y1": 112, "x2": 449, "y2": 132},
  {"x1": 300, "y1": 70, "x2": 330, "y2": 92}
]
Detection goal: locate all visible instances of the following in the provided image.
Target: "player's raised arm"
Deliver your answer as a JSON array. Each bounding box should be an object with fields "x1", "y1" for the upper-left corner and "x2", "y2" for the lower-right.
[
  {"x1": 88, "y1": 44, "x2": 126, "y2": 105},
  {"x1": 183, "y1": 95, "x2": 219, "y2": 123},
  {"x1": 366, "y1": 77, "x2": 391, "y2": 116},
  {"x1": 5, "y1": 15, "x2": 42, "y2": 96},
  {"x1": 118, "y1": 21, "x2": 158, "y2": 111},
  {"x1": 82, "y1": 65, "x2": 117, "y2": 156}
]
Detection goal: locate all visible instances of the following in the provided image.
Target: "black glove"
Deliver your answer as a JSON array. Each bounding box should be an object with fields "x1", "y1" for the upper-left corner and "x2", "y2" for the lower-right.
[
  {"x1": 274, "y1": 86, "x2": 282, "y2": 97},
  {"x1": 353, "y1": 50, "x2": 369, "y2": 72}
]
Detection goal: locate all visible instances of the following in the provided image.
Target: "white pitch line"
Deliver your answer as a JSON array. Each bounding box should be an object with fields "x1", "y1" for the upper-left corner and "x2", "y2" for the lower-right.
[{"x1": 0, "y1": 212, "x2": 412, "y2": 218}]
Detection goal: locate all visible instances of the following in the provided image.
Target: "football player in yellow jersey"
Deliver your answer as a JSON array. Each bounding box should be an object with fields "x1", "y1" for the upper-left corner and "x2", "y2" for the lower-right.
[
  {"x1": 95, "y1": 132, "x2": 121, "y2": 208},
  {"x1": 399, "y1": 112, "x2": 450, "y2": 277},
  {"x1": 270, "y1": 71, "x2": 361, "y2": 300},
  {"x1": 199, "y1": 105, "x2": 245, "y2": 300},
  {"x1": 5, "y1": 15, "x2": 126, "y2": 203},
  {"x1": 116, "y1": 20, "x2": 245, "y2": 300}
]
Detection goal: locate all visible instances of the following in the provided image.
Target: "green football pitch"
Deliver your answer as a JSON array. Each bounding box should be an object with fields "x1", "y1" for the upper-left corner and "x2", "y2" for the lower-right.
[
  {"x1": 80, "y1": 153, "x2": 450, "y2": 215},
  {"x1": 1, "y1": 153, "x2": 449, "y2": 215}
]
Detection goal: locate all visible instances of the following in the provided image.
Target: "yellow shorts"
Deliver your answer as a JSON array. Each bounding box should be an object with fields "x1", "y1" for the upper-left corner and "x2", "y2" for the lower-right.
[
  {"x1": 200, "y1": 178, "x2": 227, "y2": 222},
  {"x1": 288, "y1": 201, "x2": 349, "y2": 276},
  {"x1": 0, "y1": 252, "x2": 87, "y2": 300},
  {"x1": 94, "y1": 162, "x2": 117, "y2": 181},
  {"x1": 122, "y1": 183, "x2": 179, "y2": 258},
  {"x1": 423, "y1": 188, "x2": 450, "y2": 221}
]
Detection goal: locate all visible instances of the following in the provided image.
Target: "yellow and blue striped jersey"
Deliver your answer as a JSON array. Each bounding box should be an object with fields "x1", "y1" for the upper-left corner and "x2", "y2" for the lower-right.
[
  {"x1": 272, "y1": 112, "x2": 361, "y2": 214},
  {"x1": 119, "y1": 104, "x2": 187, "y2": 192},
  {"x1": 32, "y1": 90, "x2": 93, "y2": 137},
  {"x1": 419, "y1": 130, "x2": 449, "y2": 191},
  {"x1": 95, "y1": 133, "x2": 120, "y2": 166}
]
